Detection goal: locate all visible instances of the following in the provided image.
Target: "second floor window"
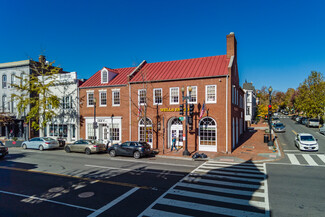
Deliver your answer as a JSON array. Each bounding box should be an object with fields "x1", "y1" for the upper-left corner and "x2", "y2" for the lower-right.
[
  {"x1": 87, "y1": 92, "x2": 94, "y2": 106},
  {"x1": 138, "y1": 89, "x2": 146, "y2": 105},
  {"x1": 100, "y1": 91, "x2": 107, "y2": 106},
  {"x1": 153, "y1": 88, "x2": 162, "y2": 105},
  {"x1": 11, "y1": 74, "x2": 15, "y2": 85},
  {"x1": 188, "y1": 86, "x2": 197, "y2": 104},
  {"x1": 112, "y1": 90, "x2": 120, "y2": 106},
  {"x1": 170, "y1": 87, "x2": 179, "y2": 105},
  {"x1": 2, "y1": 75, "x2": 7, "y2": 88},
  {"x1": 206, "y1": 85, "x2": 216, "y2": 103}
]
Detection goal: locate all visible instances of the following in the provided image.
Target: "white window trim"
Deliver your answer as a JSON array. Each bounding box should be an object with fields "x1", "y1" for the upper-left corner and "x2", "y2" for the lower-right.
[
  {"x1": 87, "y1": 92, "x2": 94, "y2": 107},
  {"x1": 169, "y1": 87, "x2": 179, "y2": 105},
  {"x1": 153, "y1": 88, "x2": 163, "y2": 105},
  {"x1": 138, "y1": 89, "x2": 147, "y2": 105},
  {"x1": 101, "y1": 68, "x2": 108, "y2": 84},
  {"x1": 205, "y1": 85, "x2": 217, "y2": 104},
  {"x1": 99, "y1": 90, "x2": 107, "y2": 107},
  {"x1": 112, "y1": 89, "x2": 120, "y2": 107},
  {"x1": 188, "y1": 86, "x2": 197, "y2": 104}
]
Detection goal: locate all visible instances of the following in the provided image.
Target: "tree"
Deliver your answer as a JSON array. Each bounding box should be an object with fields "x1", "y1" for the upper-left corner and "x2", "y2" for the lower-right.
[
  {"x1": 11, "y1": 57, "x2": 61, "y2": 132},
  {"x1": 295, "y1": 71, "x2": 325, "y2": 118}
]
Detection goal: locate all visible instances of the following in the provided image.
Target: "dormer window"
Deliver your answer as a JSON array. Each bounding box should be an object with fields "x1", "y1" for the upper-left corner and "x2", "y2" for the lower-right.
[{"x1": 101, "y1": 68, "x2": 108, "y2": 83}]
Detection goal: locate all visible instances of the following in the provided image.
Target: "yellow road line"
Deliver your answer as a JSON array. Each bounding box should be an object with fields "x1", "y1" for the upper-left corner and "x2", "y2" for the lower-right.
[
  {"x1": 0, "y1": 166, "x2": 151, "y2": 190},
  {"x1": 292, "y1": 130, "x2": 297, "y2": 135}
]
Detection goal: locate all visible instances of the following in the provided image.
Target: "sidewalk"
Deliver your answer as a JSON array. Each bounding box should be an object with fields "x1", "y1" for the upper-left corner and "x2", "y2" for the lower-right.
[{"x1": 155, "y1": 120, "x2": 282, "y2": 163}]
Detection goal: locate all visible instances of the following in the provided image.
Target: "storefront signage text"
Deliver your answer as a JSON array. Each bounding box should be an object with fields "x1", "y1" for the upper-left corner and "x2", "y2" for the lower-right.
[{"x1": 160, "y1": 108, "x2": 188, "y2": 112}]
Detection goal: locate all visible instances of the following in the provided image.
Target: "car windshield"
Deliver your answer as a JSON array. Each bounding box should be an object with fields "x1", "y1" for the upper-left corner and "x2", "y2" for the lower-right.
[
  {"x1": 310, "y1": 119, "x2": 319, "y2": 122},
  {"x1": 275, "y1": 123, "x2": 284, "y2": 127},
  {"x1": 300, "y1": 136, "x2": 315, "y2": 141},
  {"x1": 43, "y1": 137, "x2": 55, "y2": 141}
]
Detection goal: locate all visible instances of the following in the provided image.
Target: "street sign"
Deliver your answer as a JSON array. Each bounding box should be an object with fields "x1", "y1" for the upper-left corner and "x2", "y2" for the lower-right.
[{"x1": 179, "y1": 117, "x2": 185, "y2": 121}]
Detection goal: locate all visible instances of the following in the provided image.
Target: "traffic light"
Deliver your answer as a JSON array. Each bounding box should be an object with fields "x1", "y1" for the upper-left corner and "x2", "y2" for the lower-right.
[
  {"x1": 189, "y1": 104, "x2": 194, "y2": 116},
  {"x1": 188, "y1": 116, "x2": 193, "y2": 131},
  {"x1": 180, "y1": 104, "x2": 184, "y2": 115}
]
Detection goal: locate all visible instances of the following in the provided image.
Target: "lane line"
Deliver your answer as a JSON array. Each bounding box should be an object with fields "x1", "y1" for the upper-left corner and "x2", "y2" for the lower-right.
[
  {"x1": 292, "y1": 130, "x2": 297, "y2": 135},
  {"x1": 0, "y1": 190, "x2": 96, "y2": 211},
  {"x1": 85, "y1": 164, "x2": 185, "y2": 177},
  {"x1": 302, "y1": 154, "x2": 318, "y2": 166},
  {"x1": 0, "y1": 166, "x2": 151, "y2": 190},
  {"x1": 263, "y1": 163, "x2": 270, "y2": 216},
  {"x1": 108, "y1": 158, "x2": 197, "y2": 168},
  {"x1": 87, "y1": 187, "x2": 139, "y2": 217},
  {"x1": 317, "y1": 155, "x2": 325, "y2": 164},
  {"x1": 287, "y1": 154, "x2": 300, "y2": 165}
]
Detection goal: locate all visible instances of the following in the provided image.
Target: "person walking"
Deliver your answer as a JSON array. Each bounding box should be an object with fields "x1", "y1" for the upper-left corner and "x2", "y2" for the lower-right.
[{"x1": 171, "y1": 136, "x2": 177, "y2": 151}]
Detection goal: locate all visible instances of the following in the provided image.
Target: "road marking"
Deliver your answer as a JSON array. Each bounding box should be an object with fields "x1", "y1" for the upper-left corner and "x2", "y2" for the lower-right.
[
  {"x1": 318, "y1": 155, "x2": 325, "y2": 164},
  {"x1": 108, "y1": 158, "x2": 197, "y2": 168},
  {"x1": 283, "y1": 150, "x2": 301, "y2": 153},
  {"x1": 0, "y1": 190, "x2": 96, "y2": 211},
  {"x1": 287, "y1": 154, "x2": 300, "y2": 165},
  {"x1": 263, "y1": 163, "x2": 270, "y2": 217},
  {"x1": 0, "y1": 166, "x2": 151, "y2": 190},
  {"x1": 266, "y1": 162, "x2": 325, "y2": 167},
  {"x1": 87, "y1": 187, "x2": 139, "y2": 217},
  {"x1": 292, "y1": 130, "x2": 297, "y2": 135},
  {"x1": 302, "y1": 154, "x2": 318, "y2": 166},
  {"x1": 85, "y1": 164, "x2": 185, "y2": 177}
]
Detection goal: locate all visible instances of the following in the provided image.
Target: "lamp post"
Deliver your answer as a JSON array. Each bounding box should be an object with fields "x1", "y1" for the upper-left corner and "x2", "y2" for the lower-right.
[
  {"x1": 181, "y1": 86, "x2": 192, "y2": 156},
  {"x1": 111, "y1": 114, "x2": 114, "y2": 145},
  {"x1": 268, "y1": 87, "x2": 273, "y2": 146},
  {"x1": 93, "y1": 97, "x2": 97, "y2": 140}
]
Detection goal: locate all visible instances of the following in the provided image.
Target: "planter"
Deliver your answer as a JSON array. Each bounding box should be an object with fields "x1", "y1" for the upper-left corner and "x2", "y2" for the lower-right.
[{"x1": 5, "y1": 141, "x2": 23, "y2": 147}]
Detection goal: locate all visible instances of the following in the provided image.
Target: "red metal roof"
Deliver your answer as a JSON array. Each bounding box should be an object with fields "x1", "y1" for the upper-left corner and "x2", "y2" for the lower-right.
[
  {"x1": 130, "y1": 55, "x2": 229, "y2": 82},
  {"x1": 80, "y1": 66, "x2": 136, "y2": 88},
  {"x1": 80, "y1": 55, "x2": 229, "y2": 88}
]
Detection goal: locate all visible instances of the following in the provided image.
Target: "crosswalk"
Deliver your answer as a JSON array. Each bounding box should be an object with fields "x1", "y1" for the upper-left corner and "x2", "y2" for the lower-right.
[
  {"x1": 286, "y1": 153, "x2": 325, "y2": 166},
  {"x1": 139, "y1": 161, "x2": 269, "y2": 217}
]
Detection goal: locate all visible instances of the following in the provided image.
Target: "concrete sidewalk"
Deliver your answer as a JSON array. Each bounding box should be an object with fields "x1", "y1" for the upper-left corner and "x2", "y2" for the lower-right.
[{"x1": 156, "y1": 120, "x2": 282, "y2": 163}]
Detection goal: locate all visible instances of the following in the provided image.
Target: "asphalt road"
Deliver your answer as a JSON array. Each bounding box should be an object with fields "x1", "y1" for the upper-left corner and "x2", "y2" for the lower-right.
[
  {"x1": 266, "y1": 115, "x2": 325, "y2": 216},
  {"x1": 0, "y1": 148, "x2": 203, "y2": 217}
]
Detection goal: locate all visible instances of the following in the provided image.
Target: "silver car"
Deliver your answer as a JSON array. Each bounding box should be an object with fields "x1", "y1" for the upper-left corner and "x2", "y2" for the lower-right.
[
  {"x1": 22, "y1": 137, "x2": 60, "y2": 151},
  {"x1": 64, "y1": 140, "x2": 107, "y2": 155},
  {"x1": 320, "y1": 125, "x2": 325, "y2": 135},
  {"x1": 294, "y1": 133, "x2": 318, "y2": 151}
]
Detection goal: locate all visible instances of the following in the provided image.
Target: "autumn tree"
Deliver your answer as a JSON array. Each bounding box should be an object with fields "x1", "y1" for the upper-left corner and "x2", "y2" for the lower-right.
[{"x1": 12, "y1": 57, "x2": 61, "y2": 132}]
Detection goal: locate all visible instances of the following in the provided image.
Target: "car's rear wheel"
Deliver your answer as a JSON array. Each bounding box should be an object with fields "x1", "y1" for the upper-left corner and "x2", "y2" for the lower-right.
[
  {"x1": 109, "y1": 150, "x2": 116, "y2": 157},
  {"x1": 22, "y1": 144, "x2": 27, "y2": 149},
  {"x1": 134, "y1": 151, "x2": 141, "y2": 159},
  {"x1": 39, "y1": 145, "x2": 44, "y2": 151},
  {"x1": 65, "y1": 146, "x2": 71, "y2": 153},
  {"x1": 85, "y1": 148, "x2": 91, "y2": 155}
]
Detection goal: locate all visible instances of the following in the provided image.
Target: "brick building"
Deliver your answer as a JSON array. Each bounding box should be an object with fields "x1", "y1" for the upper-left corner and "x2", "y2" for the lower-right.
[{"x1": 79, "y1": 32, "x2": 244, "y2": 154}]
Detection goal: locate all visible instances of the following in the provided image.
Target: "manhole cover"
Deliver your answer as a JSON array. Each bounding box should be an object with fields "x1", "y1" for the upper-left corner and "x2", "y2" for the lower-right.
[
  {"x1": 48, "y1": 187, "x2": 64, "y2": 193},
  {"x1": 78, "y1": 192, "x2": 95, "y2": 198}
]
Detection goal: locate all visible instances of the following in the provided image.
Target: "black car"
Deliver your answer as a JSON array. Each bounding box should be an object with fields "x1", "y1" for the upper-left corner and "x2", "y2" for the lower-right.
[
  {"x1": 0, "y1": 141, "x2": 8, "y2": 159},
  {"x1": 108, "y1": 141, "x2": 152, "y2": 159}
]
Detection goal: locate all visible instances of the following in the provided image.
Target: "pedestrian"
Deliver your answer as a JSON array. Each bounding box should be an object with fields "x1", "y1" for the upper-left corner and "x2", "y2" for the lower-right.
[{"x1": 171, "y1": 136, "x2": 177, "y2": 151}]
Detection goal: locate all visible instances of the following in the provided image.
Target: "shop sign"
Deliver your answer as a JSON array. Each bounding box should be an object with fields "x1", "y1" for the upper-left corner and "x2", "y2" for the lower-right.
[
  {"x1": 179, "y1": 117, "x2": 185, "y2": 121},
  {"x1": 160, "y1": 108, "x2": 188, "y2": 112}
]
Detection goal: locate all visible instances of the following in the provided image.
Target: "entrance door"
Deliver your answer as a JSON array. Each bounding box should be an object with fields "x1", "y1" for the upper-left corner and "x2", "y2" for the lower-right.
[
  {"x1": 98, "y1": 123, "x2": 108, "y2": 144},
  {"x1": 170, "y1": 118, "x2": 183, "y2": 149}
]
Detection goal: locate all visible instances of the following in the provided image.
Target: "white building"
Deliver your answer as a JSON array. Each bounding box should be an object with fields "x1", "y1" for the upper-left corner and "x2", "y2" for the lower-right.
[
  {"x1": 38, "y1": 71, "x2": 82, "y2": 143},
  {"x1": 0, "y1": 60, "x2": 31, "y2": 139},
  {"x1": 243, "y1": 82, "x2": 257, "y2": 125}
]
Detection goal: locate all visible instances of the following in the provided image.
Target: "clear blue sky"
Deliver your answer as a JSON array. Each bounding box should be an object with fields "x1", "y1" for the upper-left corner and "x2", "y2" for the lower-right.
[{"x1": 1, "y1": 0, "x2": 324, "y2": 92}]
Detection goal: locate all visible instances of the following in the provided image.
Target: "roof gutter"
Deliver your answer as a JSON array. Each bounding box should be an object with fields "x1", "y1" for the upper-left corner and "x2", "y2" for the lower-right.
[{"x1": 79, "y1": 84, "x2": 126, "y2": 89}]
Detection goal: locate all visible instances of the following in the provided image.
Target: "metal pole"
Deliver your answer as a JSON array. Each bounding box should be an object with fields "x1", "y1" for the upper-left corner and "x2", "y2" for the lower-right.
[
  {"x1": 268, "y1": 88, "x2": 273, "y2": 146},
  {"x1": 183, "y1": 95, "x2": 190, "y2": 156},
  {"x1": 94, "y1": 98, "x2": 96, "y2": 140}
]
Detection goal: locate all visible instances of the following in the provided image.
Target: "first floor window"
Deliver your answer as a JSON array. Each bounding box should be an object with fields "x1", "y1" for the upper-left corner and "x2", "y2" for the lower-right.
[
  {"x1": 87, "y1": 123, "x2": 95, "y2": 140},
  {"x1": 199, "y1": 117, "x2": 217, "y2": 146},
  {"x1": 206, "y1": 85, "x2": 216, "y2": 103},
  {"x1": 109, "y1": 123, "x2": 120, "y2": 141},
  {"x1": 139, "y1": 118, "x2": 153, "y2": 144},
  {"x1": 246, "y1": 106, "x2": 250, "y2": 115}
]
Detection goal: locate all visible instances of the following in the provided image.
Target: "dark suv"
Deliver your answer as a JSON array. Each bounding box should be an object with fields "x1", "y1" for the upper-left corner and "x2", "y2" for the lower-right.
[
  {"x1": 108, "y1": 141, "x2": 152, "y2": 159},
  {"x1": 0, "y1": 141, "x2": 8, "y2": 159}
]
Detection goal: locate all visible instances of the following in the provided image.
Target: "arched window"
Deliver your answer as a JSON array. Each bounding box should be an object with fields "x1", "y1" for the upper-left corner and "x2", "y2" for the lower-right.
[
  {"x1": 199, "y1": 117, "x2": 217, "y2": 146},
  {"x1": 2, "y1": 75, "x2": 7, "y2": 88},
  {"x1": 138, "y1": 118, "x2": 153, "y2": 146},
  {"x1": 101, "y1": 69, "x2": 108, "y2": 83}
]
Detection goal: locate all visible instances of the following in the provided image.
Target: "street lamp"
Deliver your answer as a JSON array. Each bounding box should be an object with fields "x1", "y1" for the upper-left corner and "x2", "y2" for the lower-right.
[
  {"x1": 268, "y1": 87, "x2": 273, "y2": 146},
  {"x1": 93, "y1": 97, "x2": 97, "y2": 140},
  {"x1": 181, "y1": 86, "x2": 192, "y2": 156},
  {"x1": 111, "y1": 114, "x2": 114, "y2": 145}
]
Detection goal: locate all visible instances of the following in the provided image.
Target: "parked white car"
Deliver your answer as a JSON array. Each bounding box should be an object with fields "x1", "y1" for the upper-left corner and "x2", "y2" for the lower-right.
[
  {"x1": 294, "y1": 133, "x2": 318, "y2": 151},
  {"x1": 306, "y1": 118, "x2": 320, "y2": 128},
  {"x1": 320, "y1": 125, "x2": 325, "y2": 135},
  {"x1": 22, "y1": 137, "x2": 60, "y2": 151}
]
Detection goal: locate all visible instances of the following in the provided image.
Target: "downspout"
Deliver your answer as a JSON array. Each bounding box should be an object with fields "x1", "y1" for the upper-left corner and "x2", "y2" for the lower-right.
[
  {"x1": 226, "y1": 74, "x2": 229, "y2": 153},
  {"x1": 129, "y1": 82, "x2": 132, "y2": 140}
]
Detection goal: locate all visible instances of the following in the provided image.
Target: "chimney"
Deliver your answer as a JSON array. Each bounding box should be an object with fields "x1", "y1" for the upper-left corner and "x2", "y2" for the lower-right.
[
  {"x1": 226, "y1": 32, "x2": 237, "y2": 59},
  {"x1": 39, "y1": 55, "x2": 46, "y2": 63}
]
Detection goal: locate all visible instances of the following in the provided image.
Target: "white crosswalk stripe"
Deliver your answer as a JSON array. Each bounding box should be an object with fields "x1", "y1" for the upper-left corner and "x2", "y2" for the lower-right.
[
  {"x1": 286, "y1": 154, "x2": 325, "y2": 166},
  {"x1": 139, "y1": 161, "x2": 269, "y2": 217}
]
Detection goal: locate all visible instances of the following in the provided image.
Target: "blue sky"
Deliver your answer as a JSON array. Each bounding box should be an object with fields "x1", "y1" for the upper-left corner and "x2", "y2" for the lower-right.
[{"x1": 1, "y1": 0, "x2": 324, "y2": 92}]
